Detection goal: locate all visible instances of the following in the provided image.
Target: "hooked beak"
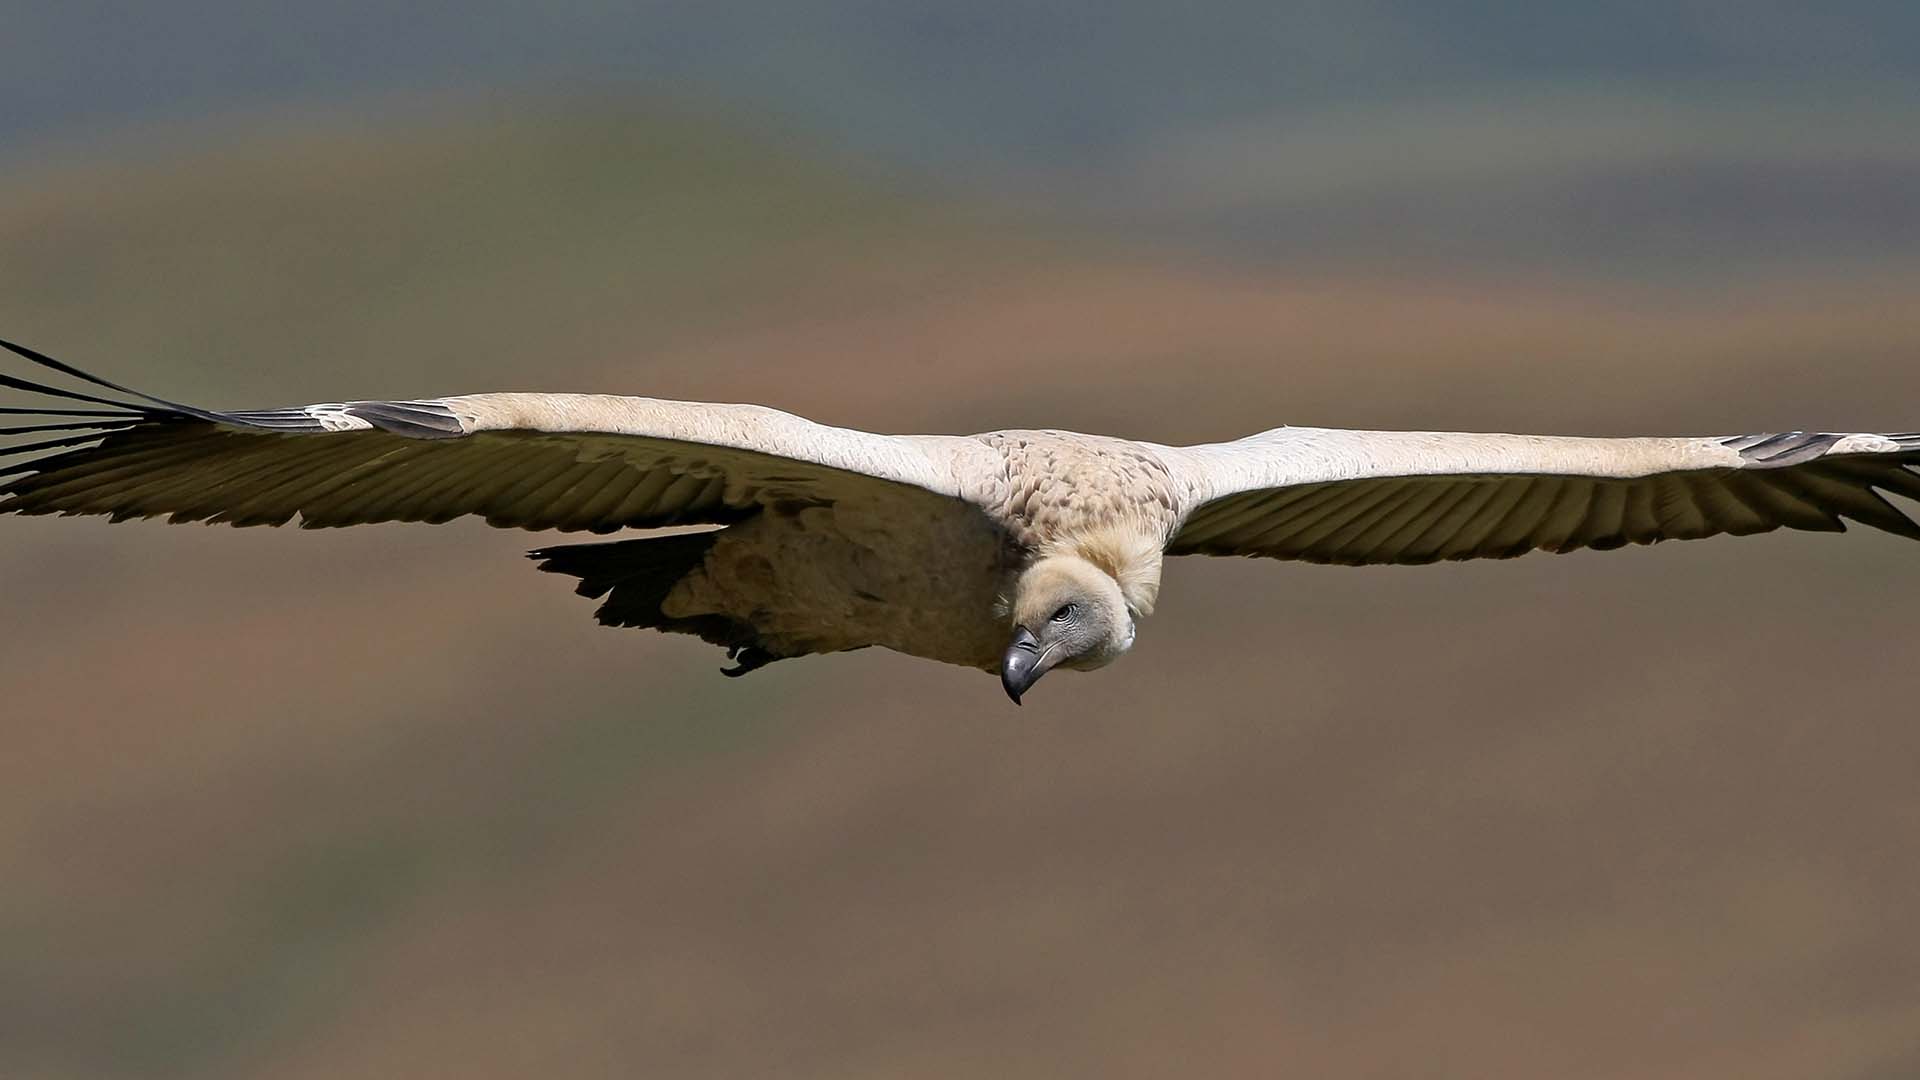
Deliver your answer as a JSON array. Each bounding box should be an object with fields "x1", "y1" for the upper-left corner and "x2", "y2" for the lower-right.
[{"x1": 1000, "y1": 625, "x2": 1046, "y2": 705}]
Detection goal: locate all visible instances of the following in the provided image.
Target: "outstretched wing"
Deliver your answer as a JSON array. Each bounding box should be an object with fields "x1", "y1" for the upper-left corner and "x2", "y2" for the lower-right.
[
  {"x1": 0, "y1": 338, "x2": 987, "y2": 533},
  {"x1": 1161, "y1": 426, "x2": 1920, "y2": 565}
]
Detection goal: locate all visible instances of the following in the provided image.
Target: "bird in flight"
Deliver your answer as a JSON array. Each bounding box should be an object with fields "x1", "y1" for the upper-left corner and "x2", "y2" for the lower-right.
[{"x1": 4, "y1": 337, "x2": 1917, "y2": 703}]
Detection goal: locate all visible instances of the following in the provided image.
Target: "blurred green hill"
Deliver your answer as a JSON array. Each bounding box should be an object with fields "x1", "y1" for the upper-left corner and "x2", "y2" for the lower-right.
[{"x1": 3, "y1": 102, "x2": 1919, "y2": 1079}]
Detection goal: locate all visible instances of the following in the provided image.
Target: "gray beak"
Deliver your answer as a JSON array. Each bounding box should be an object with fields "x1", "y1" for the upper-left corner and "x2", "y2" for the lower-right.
[{"x1": 1000, "y1": 625, "x2": 1044, "y2": 705}]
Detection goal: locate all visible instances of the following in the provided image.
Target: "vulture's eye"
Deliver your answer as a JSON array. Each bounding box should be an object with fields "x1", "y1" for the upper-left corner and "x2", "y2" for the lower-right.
[{"x1": 1050, "y1": 603, "x2": 1077, "y2": 624}]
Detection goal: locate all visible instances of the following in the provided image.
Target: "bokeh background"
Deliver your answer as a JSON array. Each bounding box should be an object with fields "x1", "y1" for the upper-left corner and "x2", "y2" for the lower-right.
[{"x1": 4, "y1": 5, "x2": 1920, "y2": 1078}]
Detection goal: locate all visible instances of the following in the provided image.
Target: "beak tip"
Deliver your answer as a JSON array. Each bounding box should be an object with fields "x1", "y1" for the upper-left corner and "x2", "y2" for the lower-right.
[
  {"x1": 1000, "y1": 665, "x2": 1026, "y2": 705},
  {"x1": 1000, "y1": 625, "x2": 1042, "y2": 705}
]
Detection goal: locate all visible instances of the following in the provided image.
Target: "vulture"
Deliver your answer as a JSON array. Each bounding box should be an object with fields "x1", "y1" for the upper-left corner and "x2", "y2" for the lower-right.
[{"x1": 3, "y1": 336, "x2": 1917, "y2": 703}]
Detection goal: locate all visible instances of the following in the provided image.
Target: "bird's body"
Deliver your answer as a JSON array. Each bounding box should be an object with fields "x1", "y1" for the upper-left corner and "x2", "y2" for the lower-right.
[
  {"x1": 537, "y1": 429, "x2": 1182, "y2": 674},
  {"x1": 4, "y1": 337, "x2": 1917, "y2": 703}
]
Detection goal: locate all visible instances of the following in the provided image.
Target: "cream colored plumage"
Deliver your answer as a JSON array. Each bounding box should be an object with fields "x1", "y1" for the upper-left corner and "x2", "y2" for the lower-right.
[{"x1": 4, "y1": 337, "x2": 1917, "y2": 702}]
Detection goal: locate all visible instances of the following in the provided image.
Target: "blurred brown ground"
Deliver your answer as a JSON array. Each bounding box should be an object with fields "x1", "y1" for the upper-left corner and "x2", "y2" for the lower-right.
[{"x1": 2, "y1": 103, "x2": 1918, "y2": 1079}]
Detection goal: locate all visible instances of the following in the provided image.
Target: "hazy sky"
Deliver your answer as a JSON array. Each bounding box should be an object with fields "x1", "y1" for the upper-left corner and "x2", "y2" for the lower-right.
[{"x1": 6, "y1": 2, "x2": 1917, "y2": 170}]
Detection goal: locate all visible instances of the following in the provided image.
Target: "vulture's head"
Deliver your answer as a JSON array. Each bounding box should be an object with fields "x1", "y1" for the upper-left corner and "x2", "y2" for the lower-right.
[{"x1": 1001, "y1": 555, "x2": 1135, "y2": 704}]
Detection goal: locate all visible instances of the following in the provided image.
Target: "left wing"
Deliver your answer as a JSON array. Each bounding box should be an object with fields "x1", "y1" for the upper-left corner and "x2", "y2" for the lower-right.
[
  {"x1": 1159, "y1": 426, "x2": 1920, "y2": 565},
  {"x1": 0, "y1": 338, "x2": 990, "y2": 533}
]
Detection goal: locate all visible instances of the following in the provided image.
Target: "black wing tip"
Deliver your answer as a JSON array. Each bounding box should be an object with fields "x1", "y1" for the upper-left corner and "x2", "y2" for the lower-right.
[
  {"x1": 1, "y1": 335, "x2": 472, "y2": 444},
  {"x1": 0, "y1": 334, "x2": 216, "y2": 420},
  {"x1": 0, "y1": 335, "x2": 69, "y2": 371},
  {"x1": 0, "y1": 337, "x2": 234, "y2": 518},
  {"x1": 0, "y1": 369, "x2": 158, "y2": 416}
]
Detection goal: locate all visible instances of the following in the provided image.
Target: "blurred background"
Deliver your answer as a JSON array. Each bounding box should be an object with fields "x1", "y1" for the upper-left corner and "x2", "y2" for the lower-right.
[{"x1": 3, "y1": 4, "x2": 1919, "y2": 1078}]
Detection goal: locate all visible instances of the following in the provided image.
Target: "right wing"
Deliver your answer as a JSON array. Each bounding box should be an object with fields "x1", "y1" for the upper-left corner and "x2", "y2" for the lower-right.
[{"x1": 1160, "y1": 425, "x2": 1920, "y2": 565}]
